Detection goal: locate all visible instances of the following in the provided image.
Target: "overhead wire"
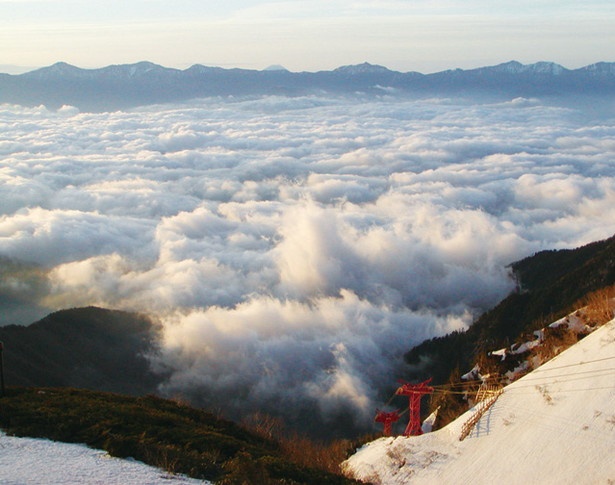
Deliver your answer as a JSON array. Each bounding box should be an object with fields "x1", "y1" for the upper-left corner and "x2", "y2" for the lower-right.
[
  {"x1": 377, "y1": 356, "x2": 615, "y2": 411},
  {"x1": 528, "y1": 355, "x2": 615, "y2": 373},
  {"x1": 374, "y1": 327, "x2": 614, "y2": 436}
]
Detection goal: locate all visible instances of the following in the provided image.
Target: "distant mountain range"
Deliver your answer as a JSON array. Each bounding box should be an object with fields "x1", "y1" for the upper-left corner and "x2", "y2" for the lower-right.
[{"x1": 1, "y1": 60, "x2": 614, "y2": 111}]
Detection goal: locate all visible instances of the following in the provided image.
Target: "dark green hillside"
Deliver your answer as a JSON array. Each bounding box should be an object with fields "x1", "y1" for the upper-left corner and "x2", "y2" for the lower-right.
[
  {"x1": 0, "y1": 256, "x2": 49, "y2": 325},
  {"x1": 0, "y1": 307, "x2": 164, "y2": 395},
  {"x1": 404, "y1": 233, "x2": 615, "y2": 385},
  {"x1": 511, "y1": 235, "x2": 615, "y2": 294},
  {"x1": 0, "y1": 387, "x2": 355, "y2": 484}
]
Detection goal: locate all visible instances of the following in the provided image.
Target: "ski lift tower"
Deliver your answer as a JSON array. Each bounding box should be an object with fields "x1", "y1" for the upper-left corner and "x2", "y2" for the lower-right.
[
  {"x1": 374, "y1": 409, "x2": 401, "y2": 436},
  {"x1": 396, "y1": 378, "x2": 434, "y2": 436}
]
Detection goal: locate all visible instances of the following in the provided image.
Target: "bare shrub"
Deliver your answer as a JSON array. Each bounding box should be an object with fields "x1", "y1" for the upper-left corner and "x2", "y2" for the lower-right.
[
  {"x1": 580, "y1": 284, "x2": 615, "y2": 326},
  {"x1": 218, "y1": 451, "x2": 277, "y2": 485},
  {"x1": 474, "y1": 352, "x2": 501, "y2": 377},
  {"x1": 241, "y1": 412, "x2": 285, "y2": 441},
  {"x1": 280, "y1": 433, "x2": 354, "y2": 474},
  {"x1": 533, "y1": 324, "x2": 580, "y2": 362},
  {"x1": 143, "y1": 445, "x2": 181, "y2": 475},
  {"x1": 528, "y1": 284, "x2": 615, "y2": 366},
  {"x1": 240, "y1": 411, "x2": 359, "y2": 475},
  {"x1": 167, "y1": 393, "x2": 193, "y2": 408}
]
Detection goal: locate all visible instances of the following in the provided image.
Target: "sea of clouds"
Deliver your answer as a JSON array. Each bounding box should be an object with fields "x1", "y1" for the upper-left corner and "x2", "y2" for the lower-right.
[{"x1": 1, "y1": 94, "x2": 614, "y2": 436}]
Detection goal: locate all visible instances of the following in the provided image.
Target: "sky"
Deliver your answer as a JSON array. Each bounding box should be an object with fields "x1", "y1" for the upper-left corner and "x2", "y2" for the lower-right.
[
  {"x1": 1, "y1": 94, "x2": 614, "y2": 436},
  {"x1": 1, "y1": 0, "x2": 614, "y2": 73}
]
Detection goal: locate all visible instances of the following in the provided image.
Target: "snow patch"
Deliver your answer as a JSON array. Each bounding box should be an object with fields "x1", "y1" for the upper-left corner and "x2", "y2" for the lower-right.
[{"x1": 0, "y1": 432, "x2": 209, "y2": 484}]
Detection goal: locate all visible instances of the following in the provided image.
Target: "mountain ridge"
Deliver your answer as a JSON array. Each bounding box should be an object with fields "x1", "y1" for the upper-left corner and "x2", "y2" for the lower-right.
[
  {"x1": 2, "y1": 60, "x2": 614, "y2": 111},
  {"x1": 16, "y1": 59, "x2": 614, "y2": 78},
  {"x1": 0, "y1": 306, "x2": 164, "y2": 395}
]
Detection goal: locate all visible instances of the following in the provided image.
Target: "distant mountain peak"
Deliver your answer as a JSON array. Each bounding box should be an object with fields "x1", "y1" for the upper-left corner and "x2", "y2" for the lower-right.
[
  {"x1": 526, "y1": 61, "x2": 567, "y2": 74},
  {"x1": 579, "y1": 61, "x2": 615, "y2": 76},
  {"x1": 334, "y1": 62, "x2": 393, "y2": 74},
  {"x1": 483, "y1": 60, "x2": 567, "y2": 75},
  {"x1": 126, "y1": 61, "x2": 160, "y2": 72},
  {"x1": 25, "y1": 61, "x2": 85, "y2": 79},
  {"x1": 48, "y1": 61, "x2": 79, "y2": 71},
  {"x1": 263, "y1": 64, "x2": 288, "y2": 72},
  {"x1": 185, "y1": 64, "x2": 226, "y2": 74},
  {"x1": 494, "y1": 60, "x2": 524, "y2": 72},
  {"x1": 99, "y1": 61, "x2": 173, "y2": 77}
]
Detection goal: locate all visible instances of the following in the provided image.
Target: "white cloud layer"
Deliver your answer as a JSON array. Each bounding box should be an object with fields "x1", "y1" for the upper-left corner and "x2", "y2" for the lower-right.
[{"x1": 1, "y1": 95, "x2": 614, "y2": 434}]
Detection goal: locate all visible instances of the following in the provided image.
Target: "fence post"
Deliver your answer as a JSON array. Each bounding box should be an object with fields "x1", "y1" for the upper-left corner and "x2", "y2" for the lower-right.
[{"x1": 0, "y1": 341, "x2": 4, "y2": 397}]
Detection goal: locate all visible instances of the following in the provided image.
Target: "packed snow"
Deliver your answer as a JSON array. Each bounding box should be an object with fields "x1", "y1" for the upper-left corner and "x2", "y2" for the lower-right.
[
  {"x1": 343, "y1": 318, "x2": 615, "y2": 484},
  {"x1": 0, "y1": 432, "x2": 209, "y2": 484}
]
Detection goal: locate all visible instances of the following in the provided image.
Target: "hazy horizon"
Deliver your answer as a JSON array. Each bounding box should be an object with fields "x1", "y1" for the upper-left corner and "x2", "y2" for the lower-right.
[
  {"x1": 2, "y1": 58, "x2": 614, "y2": 76},
  {"x1": 1, "y1": 1, "x2": 614, "y2": 74}
]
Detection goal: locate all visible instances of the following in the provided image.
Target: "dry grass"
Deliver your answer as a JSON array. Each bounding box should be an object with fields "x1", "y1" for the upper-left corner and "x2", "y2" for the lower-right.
[
  {"x1": 422, "y1": 285, "x2": 615, "y2": 433},
  {"x1": 533, "y1": 325, "x2": 581, "y2": 362},
  {"x1": 241, "y1": 412, "x2": 370, "y2": 475},
  {"x1": 280, "y1": 434, "x2": 355, "y2": 474},
  {"x1": 528, "y1": 284, "x2": 615, "y2": 366},
  {"x1": 579, "y1": 284, "x2": 615, "y2": 326},
  {"x1": 241, "y1": 412, "x2": 284, "y2": 441}
]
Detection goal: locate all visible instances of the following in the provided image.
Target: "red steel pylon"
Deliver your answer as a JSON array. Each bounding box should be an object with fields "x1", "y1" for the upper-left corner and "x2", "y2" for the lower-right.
[
  {"x1": 396, "y1": 378, "x2": 434, "y2": 436},
  {"x1": 374, "y1": 409, "x2": 401, "y2": 436}
]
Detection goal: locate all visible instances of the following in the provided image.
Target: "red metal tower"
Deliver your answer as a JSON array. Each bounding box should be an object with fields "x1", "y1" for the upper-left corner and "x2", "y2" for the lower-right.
[
  {"x1": 396, "y1": 378, "x2": 434, "y2": 436},
  {"x1": 374, "y1": 409, "x2": 401, "y2": 436}
]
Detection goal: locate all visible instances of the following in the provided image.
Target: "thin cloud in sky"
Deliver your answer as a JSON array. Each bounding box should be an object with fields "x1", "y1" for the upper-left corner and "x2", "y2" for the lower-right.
[{"x1": 1, "y1": 0, "x2": 614, "y2": 71}]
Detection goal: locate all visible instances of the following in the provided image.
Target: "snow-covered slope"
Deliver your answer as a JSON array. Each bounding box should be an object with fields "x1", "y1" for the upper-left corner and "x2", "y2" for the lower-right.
[
  {"x1": 0, "y1": 432, "x2": 209, "y2": 484},
  {"x1": 343, "y1": 319, "x2": 615, "y2": 484}
]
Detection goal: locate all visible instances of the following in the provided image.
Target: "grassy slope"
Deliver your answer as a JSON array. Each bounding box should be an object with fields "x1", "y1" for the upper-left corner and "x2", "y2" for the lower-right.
[{"x1": 0, "y1": 387, "x2": 356, "y2": 484}]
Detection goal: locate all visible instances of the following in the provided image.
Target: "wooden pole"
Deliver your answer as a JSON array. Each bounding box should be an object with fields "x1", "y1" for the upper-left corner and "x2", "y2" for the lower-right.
[{"x1": 0, "y1": 341, "x2": 4, "y2": 397}]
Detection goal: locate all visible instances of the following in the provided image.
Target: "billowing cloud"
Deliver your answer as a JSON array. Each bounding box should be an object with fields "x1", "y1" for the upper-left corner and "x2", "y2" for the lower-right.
[
  {"x1": 151, "y1": 290, "x2": 469, "y2": 435},
  {"x1": 0, "y1": 95, "x2": 613, "y2": 436}
]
